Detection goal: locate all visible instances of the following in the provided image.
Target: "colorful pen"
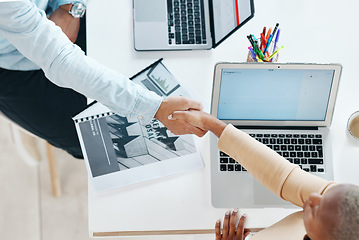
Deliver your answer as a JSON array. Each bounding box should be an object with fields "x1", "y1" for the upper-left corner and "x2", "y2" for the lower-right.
[
  {"x1": 260, "y1": 33, "x2": 266, "y2": 51},
  {"x1": 263, "y1": 34, "x2": 273, "y2": 55},
  {"x1": 272, "y1": 23, "x2": 279, "y2": 39},
  {"x1": 273, "y1": 28, "x2": 280, "y2": 51},
  {"x1": 268, "y1": 45, "x2": 284, "y2": 60},
  {"x1": 248, "y1": 47, "x2": 257, "y2": 62}
]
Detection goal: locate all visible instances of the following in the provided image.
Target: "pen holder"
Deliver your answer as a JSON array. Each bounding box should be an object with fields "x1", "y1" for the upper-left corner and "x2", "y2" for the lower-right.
[{"x1": 246, "y1": 50, "x2": 279, "y2": 63}]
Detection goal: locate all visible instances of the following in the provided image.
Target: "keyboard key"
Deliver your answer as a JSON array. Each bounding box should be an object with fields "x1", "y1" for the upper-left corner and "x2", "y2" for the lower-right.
[
  {"x1": 235, "y1": 165, "x2": 242, "y2": 171},
  {"x1": 220, "y1": 151, "x2": 228, "y2": 157},
  {"x1": 313, "y1": 139, "x2": 322, "y2": 145},
  {"x1": 228, "y1": 164, "x2": 234, "y2": 171},
  {"x1": 318, "y1": 168, "x2": 324, "y2": 172},
  {"x1": 220, "y1": 157, "x2": 228, "y2": 163},
  {"x1": 310, "y1": 165, "x2": 317, "y2": 172},
  {"x1": 315, "y1": 135, "x2": 322, "y2": 138},
  {"x1": 229, "y1": 158, "x2": 235, "y2": 163},
  {"x1": 308, "y1": 159, "x2": 323, "y2": 164},
  {"x1": 220, "y1": 164, "x2": 227, "y2": 171}
]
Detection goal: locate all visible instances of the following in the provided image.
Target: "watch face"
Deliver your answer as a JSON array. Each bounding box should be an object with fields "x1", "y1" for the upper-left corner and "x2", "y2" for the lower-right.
[{"x1": 71, "y1": 3, "x2": 86, "y2": 18}]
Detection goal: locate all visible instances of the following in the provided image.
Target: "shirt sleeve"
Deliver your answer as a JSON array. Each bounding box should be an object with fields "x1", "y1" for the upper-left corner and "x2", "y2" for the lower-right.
[
  {"x1": 51, "y1": 0, "x2": 87, "y2": 13},
  {"x1": 0, "y1": 1, "x2": 162, "y2": 123},
  {"x1": 217, "y1": 124, "x2": 335, "y2": 207}
]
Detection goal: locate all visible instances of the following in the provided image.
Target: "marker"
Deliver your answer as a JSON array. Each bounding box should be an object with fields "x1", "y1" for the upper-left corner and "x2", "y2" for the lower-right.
[
  {"x1": 263, "y1": 34, "x2": 273, "y2": 55},
  {"x1": 268, "y1": 45, "x2": 284, "y2": 60},
  {"x1": 260, "y1": 33, "x2": 266, "y2": 51},
  {"x1": 248, "y1": 47, "x2": 257, "y2": 62},
  {"x1": 266, "y1": 27, "x2": 272, "y2": 42},
  {"x1": 272, "y1": 23, "x2": 279, "y2": 38},
  {"x1": 247, "y1": 35, "x2": 264, "y2": 60},
  {"x1": 262, "y1": 26, "x2": 266, "y2": 36}
]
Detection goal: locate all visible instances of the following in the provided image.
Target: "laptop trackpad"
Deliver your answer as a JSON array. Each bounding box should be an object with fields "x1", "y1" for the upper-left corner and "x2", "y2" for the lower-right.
[
  {"x1": 135, "y1": 0, "x2": 166, "y2": 22},
  {"x1": 253, "y1": 180, "x2": 290, "y2": 206}
]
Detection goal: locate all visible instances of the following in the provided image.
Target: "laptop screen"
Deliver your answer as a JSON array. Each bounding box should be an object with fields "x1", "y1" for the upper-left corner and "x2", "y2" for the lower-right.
[
  {"x1": 217, "y1": 68, "x2": 335, "y2": 121},
  {"x1": 211, "y1": 0, "x2": 254, "y2": 47}
]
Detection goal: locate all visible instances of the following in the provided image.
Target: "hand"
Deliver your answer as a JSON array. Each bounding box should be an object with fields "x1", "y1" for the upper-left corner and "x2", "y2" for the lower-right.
[
  {"x1": 169, "y1": 110, "x2": 227, "y2": 138},
  {"x1": 154, "y1": 96, "x2": 207, "y2": 137},
  {"x1": 216, "y1": 209, "x2": 250, "y2": 240},
  {"x1": 49, "y1": 7, "x2": 80, "y2": 43}
]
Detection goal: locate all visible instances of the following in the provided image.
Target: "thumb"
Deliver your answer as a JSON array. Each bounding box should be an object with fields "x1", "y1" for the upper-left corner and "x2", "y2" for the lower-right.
[{"x1": 168, "y1": 111, "x2": 186, "y2": 121}]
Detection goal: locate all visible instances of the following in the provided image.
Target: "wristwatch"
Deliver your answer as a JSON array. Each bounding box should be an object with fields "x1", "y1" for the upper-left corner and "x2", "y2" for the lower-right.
[{"x1": 60, "y1": 3, "x2": 86, "y2": 18}]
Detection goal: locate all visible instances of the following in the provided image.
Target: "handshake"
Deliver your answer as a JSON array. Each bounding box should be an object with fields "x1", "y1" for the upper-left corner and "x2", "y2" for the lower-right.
[{"x1": 154, "y1": 96, "x2": 227, "y2": 139}]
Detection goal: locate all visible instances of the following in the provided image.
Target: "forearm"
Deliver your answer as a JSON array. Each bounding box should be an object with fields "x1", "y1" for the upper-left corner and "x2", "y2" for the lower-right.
[{"x1": 204, "y1": 114, "x2": 227, "y2": 138}]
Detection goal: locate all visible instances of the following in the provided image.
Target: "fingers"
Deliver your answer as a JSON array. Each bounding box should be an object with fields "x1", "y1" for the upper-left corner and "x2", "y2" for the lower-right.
[
  {"x1": 228, "y1": 209, "x2": 238, "y2": 239},
  {"x1": 217, "y1": 210, "x2": 249, "y2": 240},
  {"x1": 169, "y1": 110, "x2": 204, "y2": 130},
  {"x1": 236, "y1": 213, "x2": 248, "y2": 240},
  {"x1": 215, "y1": 220, "x2": 222, "y2": 240},
  {"x1": 222, "y1": 210, "x2": 230, "y2": 239}
]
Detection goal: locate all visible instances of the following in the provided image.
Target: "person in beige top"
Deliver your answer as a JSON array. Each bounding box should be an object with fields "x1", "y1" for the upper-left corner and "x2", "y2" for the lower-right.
[{"x1": 169, "y1": 110, "x2": 359, "y2": 240}]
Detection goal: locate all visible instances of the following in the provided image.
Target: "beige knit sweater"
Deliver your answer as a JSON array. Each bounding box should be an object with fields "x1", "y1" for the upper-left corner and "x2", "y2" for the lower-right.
[{"x1": 217, "y1": 124, "x2": 336, "y2": 239}]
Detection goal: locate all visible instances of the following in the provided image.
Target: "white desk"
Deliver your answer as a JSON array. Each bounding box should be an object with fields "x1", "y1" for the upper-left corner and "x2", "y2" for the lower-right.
[{"x1": 86, "y1": 0, "x2": 359, "y2": 238}]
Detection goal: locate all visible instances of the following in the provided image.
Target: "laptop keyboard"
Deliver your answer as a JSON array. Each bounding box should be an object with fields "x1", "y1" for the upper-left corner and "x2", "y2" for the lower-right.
[
  {"x1": 219, "y1": 133, "x2": 325, "y2": 173},
  {"x1": 167, "y1": 0, "x2": 207, "y2": 45}
]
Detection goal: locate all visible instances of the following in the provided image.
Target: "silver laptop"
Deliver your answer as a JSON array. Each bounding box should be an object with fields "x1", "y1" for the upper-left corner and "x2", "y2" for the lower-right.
[
  {"x1": 133, "y1": 0, "x2": 254, "y2": 51},
  {"x1": 210, "y1": 62, "x2": 342, "y2": 208}
]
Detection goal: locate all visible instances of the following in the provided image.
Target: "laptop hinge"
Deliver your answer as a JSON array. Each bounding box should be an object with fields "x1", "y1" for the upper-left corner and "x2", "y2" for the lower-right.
[
  {"x1": 208, "y1": 0, "x2": 216, "y2": 47},
  {"x1": 234, "y1": 126, "x2": 319, "y2": 131}
]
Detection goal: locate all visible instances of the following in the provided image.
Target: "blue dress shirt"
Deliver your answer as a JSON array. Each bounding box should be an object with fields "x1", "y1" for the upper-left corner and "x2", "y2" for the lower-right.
[{"x1": 0, "y1": 0, "x2": 163, "y2": 123}]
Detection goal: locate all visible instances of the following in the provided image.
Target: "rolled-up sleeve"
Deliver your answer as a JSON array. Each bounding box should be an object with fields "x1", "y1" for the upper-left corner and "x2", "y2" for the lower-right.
[{"x1": 217, "y1": 124, "x2": 335, "y2": 207}]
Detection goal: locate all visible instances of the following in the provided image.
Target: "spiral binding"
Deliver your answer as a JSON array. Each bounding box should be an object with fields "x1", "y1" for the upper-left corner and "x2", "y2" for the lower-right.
[{"x1": 74, "y1": 111, "x2": 114, "y2": 123}]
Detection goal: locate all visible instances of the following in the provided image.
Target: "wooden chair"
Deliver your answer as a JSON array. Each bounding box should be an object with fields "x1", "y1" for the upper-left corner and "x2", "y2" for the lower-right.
[{"x1": 0, "y1": 112, "x2": 61, "y2": 197}]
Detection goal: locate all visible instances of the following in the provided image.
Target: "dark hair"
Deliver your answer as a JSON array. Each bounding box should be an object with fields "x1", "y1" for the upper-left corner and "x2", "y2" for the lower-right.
[{"x1": 332, "y1": 185, "x2": 359, "y2": 240}]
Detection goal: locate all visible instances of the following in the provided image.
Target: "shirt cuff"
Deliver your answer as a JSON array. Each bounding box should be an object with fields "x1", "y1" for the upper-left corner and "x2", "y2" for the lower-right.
[{"x1": 130, "y1": 87, "x2": 163, "y2": 124}]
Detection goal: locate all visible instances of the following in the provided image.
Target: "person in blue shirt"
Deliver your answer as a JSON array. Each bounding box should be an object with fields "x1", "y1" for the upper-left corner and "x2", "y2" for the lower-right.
[{"x1": 0, "y1": 1, "x2": 206, "y2": 158}]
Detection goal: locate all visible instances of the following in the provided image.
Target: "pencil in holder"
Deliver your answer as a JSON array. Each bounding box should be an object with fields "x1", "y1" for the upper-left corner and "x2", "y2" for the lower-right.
[{"x1": 247, "y1": 45, "x2": 280, "y2": 63}]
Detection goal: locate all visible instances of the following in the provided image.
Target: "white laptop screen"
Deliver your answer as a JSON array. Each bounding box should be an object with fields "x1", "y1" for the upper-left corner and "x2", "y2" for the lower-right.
[
  {"x1": 211, "y1": 0, "x2": 254, "y2": 47},
  {"x1": 217, "y1": 68, "x2": 335, "y2": 121}
]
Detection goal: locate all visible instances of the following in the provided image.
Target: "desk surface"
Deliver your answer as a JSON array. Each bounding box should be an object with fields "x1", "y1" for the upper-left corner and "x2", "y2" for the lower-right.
[{"x1": 86, "y1": 0, "x2": 359, "y2": 238}]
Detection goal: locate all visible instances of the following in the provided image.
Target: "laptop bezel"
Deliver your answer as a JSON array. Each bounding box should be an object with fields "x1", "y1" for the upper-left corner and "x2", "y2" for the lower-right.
[
  {"x1": 211, "y1": 62, "x2": 342, "y2": 127},
  {"x1": 209, "y1": 0, "x2": 255, "y2": 48}
]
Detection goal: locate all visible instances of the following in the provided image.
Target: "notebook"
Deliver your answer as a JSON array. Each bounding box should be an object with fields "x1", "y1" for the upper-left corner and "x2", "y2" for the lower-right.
[
  {"x1": 210, "y1": 62, "x2": 342, "y2": 208},
  {"x1": 133, "y1": 0, "x2": 254, "y2": 50},
  {"x1": 72, "y1": 59, "x2": 203, "y2": 192}
]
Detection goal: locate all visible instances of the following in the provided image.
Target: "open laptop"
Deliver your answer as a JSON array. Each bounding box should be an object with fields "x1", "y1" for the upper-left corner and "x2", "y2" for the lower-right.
[
  {"x1": 133, "y1": 0, "x2": 254, "y2": 51},
  {"x1": 210, "y1": 62, "x2": 342, "y2": 208}
]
